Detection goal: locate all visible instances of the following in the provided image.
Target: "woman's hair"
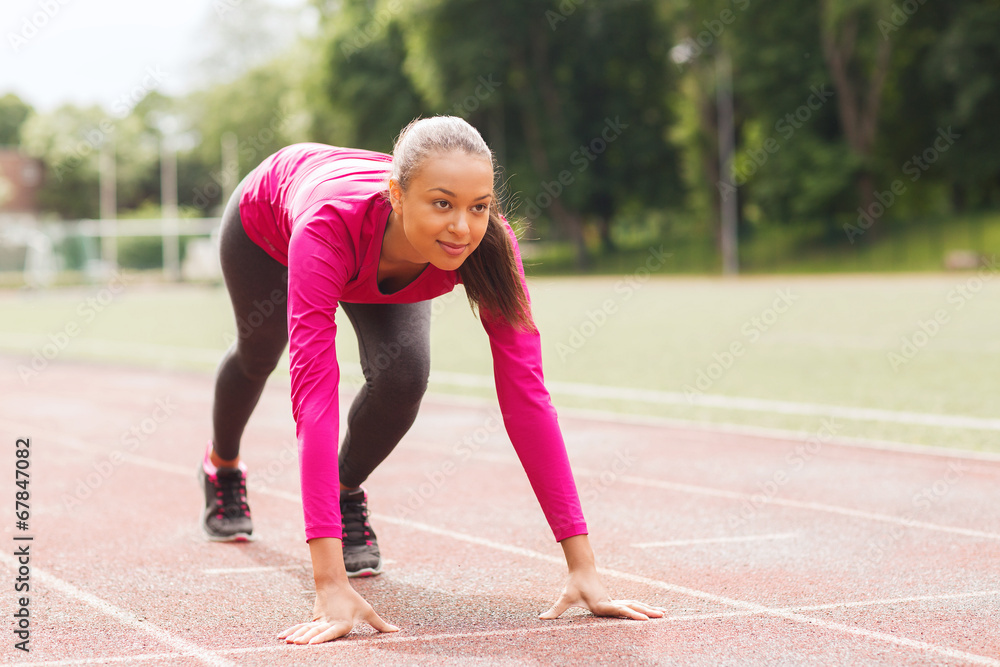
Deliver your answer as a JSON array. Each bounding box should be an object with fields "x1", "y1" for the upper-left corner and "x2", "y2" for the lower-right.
[{"x1": 391, "y1": 116, "x2": 535, "y2": 332}]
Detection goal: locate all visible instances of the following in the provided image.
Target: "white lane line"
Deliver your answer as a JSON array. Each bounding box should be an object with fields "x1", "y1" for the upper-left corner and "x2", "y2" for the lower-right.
[
  {"x1": 5, "y1": 615, "x2": 740, "y2": 666},
  {"x1": 10, "y1": 420, "x2": 998, "y2": 546},
  {"x1": 5, "y1": 652, "x2": 184, "y2": 666},
  {"x1": 429, "y1": 370, "x2": 1000, "y2": 432},
  {"x1": 581, "y1": 470, "x2": 1000, "y2": 542},
  {"x1": 14, "y1": 593, "x2": 1000, "y2": 667},
  {"x1": 5, "y1": 337, "x2": 1000, "y2": 433},
  {"x1": 202, "y1": 565, "x2": 306, "y2": 575},
  {"x1": 633, "y1": 533, "x2": 798, "y2": 548},
  {"x1": 0, "y1": 334, "x2": 225, "y2": 364},
  {"x1": 0, "y1": 555, "x2": 232, "y2": 667},
  {"x1": 9, "y1": 438, "x2": 1000, "y2": 667},
  {"x1": 202, "y1": 560, "x2": 396, "y2": 576},
  {"x1": 365, "y1": 514, "x2": 1000, "y2": 667},
  {"x1": 788, "y1": 589, "x2": 1000, "y2": 612}
]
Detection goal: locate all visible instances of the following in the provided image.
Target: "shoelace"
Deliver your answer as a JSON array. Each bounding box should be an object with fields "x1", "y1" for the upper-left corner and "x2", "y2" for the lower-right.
[
  {"x1": 213, "y1": 471, "x2": 249, "y2": 519},
  {"x1": 341, "y1": 495, "x2": 372, "y2": 546}
]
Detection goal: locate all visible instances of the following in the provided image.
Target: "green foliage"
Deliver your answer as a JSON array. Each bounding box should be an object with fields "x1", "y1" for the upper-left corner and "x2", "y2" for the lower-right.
[
  {"x1": 0, "y1": 93, "x2": 33, "y2": 146},
  {"x1": 6, "y1": 0, "x2": 999, "y2": 272}
]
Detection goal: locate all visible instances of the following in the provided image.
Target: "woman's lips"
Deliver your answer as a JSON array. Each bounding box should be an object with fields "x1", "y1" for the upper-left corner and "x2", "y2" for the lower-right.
[{"x1": 438, "y1": 241, "x2": 468, "y2": 256}]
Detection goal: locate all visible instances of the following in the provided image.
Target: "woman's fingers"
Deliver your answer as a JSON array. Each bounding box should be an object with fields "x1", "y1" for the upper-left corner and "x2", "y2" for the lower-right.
[
  {"x1": 365, "y1": 608, "x2": 400, "y2": 633},
  {"x1": 587, "y1": 599, "x2": 671, "y2": 621},
  {"x1": 279, "y1": 612, "x2": 399, "y2": 645},
  {"x1": 624, "y1": 601, "x2": 667, "y2": 618},
  {"x1": 277, "y1": 622, "x2": 310, "y2": 639},
  {"x1": 307, "y1": 621, "x2": 355, "y2": 644},
  {"x1": 538, "y1": 595, "x2": 573, "y2": 620}
]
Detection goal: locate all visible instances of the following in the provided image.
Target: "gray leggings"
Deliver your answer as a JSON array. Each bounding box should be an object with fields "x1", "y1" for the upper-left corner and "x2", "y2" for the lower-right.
[{"x1": 212, "y1": 180, "x2": 431, "y2": 488}]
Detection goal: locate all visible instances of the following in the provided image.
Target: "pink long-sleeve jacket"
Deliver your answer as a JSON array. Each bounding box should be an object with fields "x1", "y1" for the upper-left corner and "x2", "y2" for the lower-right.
[{"x1": 239, "y1": 143, "x2": 588, "y2": 542}]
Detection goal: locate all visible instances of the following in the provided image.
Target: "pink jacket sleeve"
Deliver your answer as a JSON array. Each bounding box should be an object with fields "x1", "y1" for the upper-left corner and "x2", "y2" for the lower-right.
[
  {"x1": 481, "y1": 225, "x2": 589, "y2": 542},
  {"x1": 286, "y1": 207, "x2": 354, "y2": 541}
]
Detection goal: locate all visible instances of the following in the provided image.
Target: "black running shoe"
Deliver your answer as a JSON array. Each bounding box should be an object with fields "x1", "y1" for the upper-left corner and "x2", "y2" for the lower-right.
[
  {"x1": 200, "y1": 455, "x2": 253, "y2": 542},
  {"x1": 341, "y1": 487, "x2": 382, "y2": 577}
]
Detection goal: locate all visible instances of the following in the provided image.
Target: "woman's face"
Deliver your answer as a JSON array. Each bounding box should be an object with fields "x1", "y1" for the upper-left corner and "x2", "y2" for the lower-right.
[{"x1": 390, "y1": 150, "x2": 494, "y2": 271}]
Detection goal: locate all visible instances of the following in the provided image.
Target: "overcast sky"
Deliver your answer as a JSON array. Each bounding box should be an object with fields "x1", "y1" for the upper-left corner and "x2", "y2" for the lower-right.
[{"x1": 1, "y1": 0, "x2": 312, "y2": 112}]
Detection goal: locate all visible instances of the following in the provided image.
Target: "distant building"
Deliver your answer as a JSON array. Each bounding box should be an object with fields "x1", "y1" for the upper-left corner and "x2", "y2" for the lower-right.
[{"x1": 0, "y1": 148, "x2": 43, "y2": 218}]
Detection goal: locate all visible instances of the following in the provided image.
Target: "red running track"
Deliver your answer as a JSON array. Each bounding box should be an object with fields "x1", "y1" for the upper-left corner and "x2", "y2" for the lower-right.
[{"x1": 1, "y1": 355, "x2": 999, "y2": 666}]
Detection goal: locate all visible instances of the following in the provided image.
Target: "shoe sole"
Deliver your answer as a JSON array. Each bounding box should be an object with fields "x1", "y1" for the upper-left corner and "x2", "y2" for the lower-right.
[
  {"x1": 346, "y1": 558, "x2": 383, "y2": 578},
  {"x1": 202, "y1": 528, "x2": 256, "y2": 543}
]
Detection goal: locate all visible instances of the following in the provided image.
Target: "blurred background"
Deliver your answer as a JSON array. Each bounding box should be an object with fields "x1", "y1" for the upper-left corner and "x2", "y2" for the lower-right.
[
  {"x1": 2, "y1": 0, "x2": 998, "y2": 280},
  {"x1": 3, "y1": 0, "x2": 1000, "y2": 453}
]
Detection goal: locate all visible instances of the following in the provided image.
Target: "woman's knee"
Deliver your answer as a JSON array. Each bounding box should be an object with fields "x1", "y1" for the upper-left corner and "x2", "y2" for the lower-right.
[
  {"x1": 231, "y1": 344, "x2": 283, "y2": 381},
  {"x1": 368, "y1": 354, "x2": 429, "y2": 401}
]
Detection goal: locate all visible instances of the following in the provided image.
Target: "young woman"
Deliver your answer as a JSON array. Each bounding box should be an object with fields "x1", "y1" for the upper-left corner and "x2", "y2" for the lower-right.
[{"x1": 201, "y1": 116, "x2": 665, "y2": 644}]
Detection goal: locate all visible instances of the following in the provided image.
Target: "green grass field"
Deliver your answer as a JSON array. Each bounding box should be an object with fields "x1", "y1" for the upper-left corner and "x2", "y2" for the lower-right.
[{"x1": 3, "y1": 270, "x2": 999, "y2": 453}]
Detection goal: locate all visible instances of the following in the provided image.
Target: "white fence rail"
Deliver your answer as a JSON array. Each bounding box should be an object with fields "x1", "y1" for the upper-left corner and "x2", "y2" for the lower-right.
[{"x1": 0, "y1": 218, "x2": 222, "y2": 287}]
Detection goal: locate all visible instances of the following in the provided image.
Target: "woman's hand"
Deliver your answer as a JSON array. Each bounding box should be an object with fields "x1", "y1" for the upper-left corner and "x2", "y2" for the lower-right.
[
  {"x1": 539, "y1": 534, "x2": 666, "y2": 621},
  {"x1": 279, "y1": 581, "x2": 398, "y2": 644},
  {"x1": 279, "y1": 536, "x2": 399, "y2": 645},
  {"x1": 539, "y1": 567, "x2": 666, "y2": 620}
]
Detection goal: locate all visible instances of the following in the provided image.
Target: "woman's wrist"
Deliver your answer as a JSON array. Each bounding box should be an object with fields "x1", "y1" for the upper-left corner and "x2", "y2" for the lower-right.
[
  {"x1": 559, "y1": 533, "x2": 596, "y2": 574},
  {"x1": 308, "y1": 536, "x2": 351, "y2": 588}
]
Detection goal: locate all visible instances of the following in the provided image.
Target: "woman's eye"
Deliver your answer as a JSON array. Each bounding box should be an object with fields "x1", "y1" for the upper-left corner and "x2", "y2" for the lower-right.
[
  {"x1": 472, "y1": 204, "x2": 488, "y2": 213},
  {"x1": 434, "y1": 200, "x2": 451, "y2": 209}
]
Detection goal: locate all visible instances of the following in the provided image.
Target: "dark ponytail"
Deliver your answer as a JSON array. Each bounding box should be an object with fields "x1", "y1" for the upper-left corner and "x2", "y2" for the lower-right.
[{"x1": 458, "y1": 202, "x2": 535, "y2": 332}]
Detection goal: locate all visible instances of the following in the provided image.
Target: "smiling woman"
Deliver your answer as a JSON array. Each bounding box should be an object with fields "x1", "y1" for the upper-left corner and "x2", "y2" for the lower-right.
[{"x1": 197, "y1": 115, "x2": 665, "y2": 645}]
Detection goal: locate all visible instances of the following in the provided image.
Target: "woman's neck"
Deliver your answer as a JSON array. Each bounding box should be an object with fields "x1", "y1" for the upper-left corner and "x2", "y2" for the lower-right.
[{"x1": 380, "y1": 210, "x2": 426, "y2": 268}]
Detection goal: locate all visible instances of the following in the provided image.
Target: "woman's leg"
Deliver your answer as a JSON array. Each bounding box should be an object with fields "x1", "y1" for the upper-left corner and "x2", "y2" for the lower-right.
[
  {"x1": 338, "y1": 300, "x2": 432, "y2": 486},
  {"x1": 202, "y1": 180, "x2": 288, "y2": 540},
  {"x1": 336, "y1": 300, "x2": 431, "y2": 575},
  {"x1": 212, "y1": 187, "x2": 289, "y2": 462}
]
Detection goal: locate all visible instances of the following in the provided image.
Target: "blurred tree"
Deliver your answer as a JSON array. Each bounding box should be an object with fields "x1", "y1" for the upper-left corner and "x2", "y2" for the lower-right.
[
  {"x1": 727, "y1": 0, "x2": 855, "y2": 237},
  {"x1": 307, "y1": 0, "x2": 427, "y2": 152},
  {"x1": 818, "y1": 0, "x2": 894, "y2": 219},
  {"x1": 20, "y1": 102, "x2": 162, "y2": 219},
  {"x1": 921, "y1": 0, "x2": 1000, "y2": 209},
  {"x1": 355, "y1": 0, "x2": 683, "y2": 266},
  {"x1": 0, "y1": 93, "x2": 33, "y2": 146},
  {"x1": 179, "y1": 52, "x2": 311, "y2": 214}
]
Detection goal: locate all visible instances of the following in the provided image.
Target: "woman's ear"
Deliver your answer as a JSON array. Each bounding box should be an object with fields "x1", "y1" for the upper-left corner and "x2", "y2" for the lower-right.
[{"x1": 388, "y1": 178, "x2": 403, "y2": 214}]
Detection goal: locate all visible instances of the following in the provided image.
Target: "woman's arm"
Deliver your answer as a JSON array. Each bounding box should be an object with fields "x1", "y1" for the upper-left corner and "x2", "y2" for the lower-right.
[
  {"x1": 481, "y1": 226, "x2": 665, "y2": 621},
  {"x1": 281, "y1": 213, "x2": 396, "y2": 643}
]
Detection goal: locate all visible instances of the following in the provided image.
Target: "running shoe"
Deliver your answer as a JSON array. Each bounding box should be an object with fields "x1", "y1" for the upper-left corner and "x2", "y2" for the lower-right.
[
  {"x1": 199, "y1": 444, "x2": 253, "y2": 541},
  {"x1": 341, "y1": 487, "x2": 382, "y2": 576}
]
